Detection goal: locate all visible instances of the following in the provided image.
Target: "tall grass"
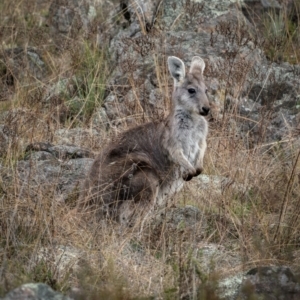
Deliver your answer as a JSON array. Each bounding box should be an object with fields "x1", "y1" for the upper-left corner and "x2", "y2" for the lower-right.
[{"x1": 0, "y1": 0, "x2": 300, "y2": 299}]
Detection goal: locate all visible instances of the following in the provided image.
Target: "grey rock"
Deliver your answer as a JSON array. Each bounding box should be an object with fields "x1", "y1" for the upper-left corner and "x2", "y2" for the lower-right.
[
  {"x1": 236, "y1": 266, "x2": 300, "y2": 300},
  {"x1": 219, "y1": 273, "x2": 244, "y2": 300},
  {"x1": 48, "y1": 0, "x2": 118, "y2": 48},
  {"x1": 36, "y1": 245, "x2": 84, "y2": 282},
  {"x1": 106, "y1": 9, "x2": 258, "y2": 123},
  {"x1": 47, "y1": 0, "x2": 118, "y2": 57},
  {"x1": 49, "y1": 145, "x2": 93, "y2": 159},
  {"x1": 1, "y1": 48, "x2": 47, "y2": 82},
  {"x1": 43, "y1": 77, "x2": 77, "y2": 104},
  {"x1": 144, "y1": 205, "x2": 208, "y2": 249},
  {"x1": 54, "y1": 128, "x2": 103, "y2": 149},
  {"x1": 101, "y1": 0, "x2": 300, "y2": 147},
  {"x1": 0, "y1": 48, "x2": 47, "y2": 101},
  {"x1": 197, "y1": 243, "x2": 242, "y2": 275},
  {"x1": 25, "y1": 142, "x2": 94, "y2": 160},
  {"x1": 155, "y1": 0, "x2": 243, "y2": 32},
  {"x1": 244, "y1": 0, "x2": 281, "y2": 9},
  {"x1": 90, "y1": 107, "x2": 110, "y2": 130},
  {"x1": 25, "y1": 151, "x2": 56, "y2": 161},
  {"x1": 0, "y1": 109, "x2": 52, "y2": 155},
  {"x1": 42, "y1": 77, "x2": 79, "y2": 122},
  {"x1": 223, "y1": 57, "x2": 300, "y2": 144},
  {"x1": 153, "y1": 205, "x2": 206, "y2": 229},
  {"x1": 1, "y1": 283, "x2": 72, "y2": 300},
  {"x1": 193, "y1": 174, "x2": 250, "y2": 198},
  {"x1": 123, "y1": 0, "x2": 158, "y2": 35},
  {"x1": 15, "y1": 147, "x2": 94, "y2": 202},
  {"x1": 48, "y1": 0, "x2": 90, "y2": 36}
]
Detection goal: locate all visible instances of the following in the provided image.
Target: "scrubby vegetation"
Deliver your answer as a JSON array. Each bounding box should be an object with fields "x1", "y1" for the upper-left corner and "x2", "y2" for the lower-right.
[{"x1": 0, "y1": 0, "x2": 300, "y2": 299}]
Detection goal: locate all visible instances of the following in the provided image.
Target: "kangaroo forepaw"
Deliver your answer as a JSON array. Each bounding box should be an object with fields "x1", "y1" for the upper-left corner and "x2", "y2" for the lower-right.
[
  {"x1": 182, "y1": 167, "x2": 203, "y2": 181},
  {"x1": 195, "y1": 167, "x2": 203, "y2": 176},
  {"x1": 183, "y1": 173, "x2": 194, "y2": 181},
  {"x1": 183, "y1": 169, "x2": 196, "y2": 181}
]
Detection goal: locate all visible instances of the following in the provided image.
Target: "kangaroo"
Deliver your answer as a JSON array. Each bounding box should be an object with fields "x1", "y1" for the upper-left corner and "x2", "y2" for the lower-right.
[{"x1": 78, "y1": 56, "x2": 210, "y2": 226}]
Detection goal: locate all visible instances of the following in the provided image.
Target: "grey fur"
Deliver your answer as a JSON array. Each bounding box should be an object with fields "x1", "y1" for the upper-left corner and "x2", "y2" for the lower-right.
[{"x1": 78, "y1": 56, "x2": 210, "y2": 225}]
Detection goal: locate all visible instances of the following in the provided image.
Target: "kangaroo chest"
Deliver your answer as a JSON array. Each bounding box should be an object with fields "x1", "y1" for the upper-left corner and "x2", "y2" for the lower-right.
[{"x1": 175, "y1": 115, "x2": 206, "y2": 164}]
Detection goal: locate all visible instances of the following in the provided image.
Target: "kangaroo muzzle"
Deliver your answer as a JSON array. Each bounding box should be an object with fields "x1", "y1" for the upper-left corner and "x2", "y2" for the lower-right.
[{"x1": 200, "y1": 106, "x2": 210, "y2": 116}]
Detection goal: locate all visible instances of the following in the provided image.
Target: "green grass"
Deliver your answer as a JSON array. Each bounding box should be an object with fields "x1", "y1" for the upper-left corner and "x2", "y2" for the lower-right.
[
  {"x1": 262, "y1": 3, "x2": 300, "y2": 63},
  {"x1": 67, "y1": 42, "x2": 110, "y2": 123}
]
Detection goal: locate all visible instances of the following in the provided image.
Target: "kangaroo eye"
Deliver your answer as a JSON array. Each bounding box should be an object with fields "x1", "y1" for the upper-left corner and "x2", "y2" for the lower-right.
[{"x1": 188, "y1": 88, "x2": 196, "y2": 94}]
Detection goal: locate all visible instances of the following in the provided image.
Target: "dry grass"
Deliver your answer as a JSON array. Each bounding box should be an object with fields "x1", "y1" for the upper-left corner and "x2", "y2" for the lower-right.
[
  {"x1": 243, "y1": 0, "x2": 300, "y2": 63},
  {"x1": 0, "y1": 0, "x2": 300, "y2": 299}
]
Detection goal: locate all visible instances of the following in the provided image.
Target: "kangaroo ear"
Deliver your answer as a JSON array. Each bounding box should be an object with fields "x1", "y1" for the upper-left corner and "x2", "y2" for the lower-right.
[
  {"x1": 190, "y1": 56, "x2": 205, "y2": 74},
  {"x1": 168, "y1": 56, "x2": 185, "y2": 84}
]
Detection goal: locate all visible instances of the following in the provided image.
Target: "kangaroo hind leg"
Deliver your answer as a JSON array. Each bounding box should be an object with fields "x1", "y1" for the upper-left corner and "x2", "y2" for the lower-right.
[{"x1": 118, "y1": 168, "x2": 159, "y2": 227}]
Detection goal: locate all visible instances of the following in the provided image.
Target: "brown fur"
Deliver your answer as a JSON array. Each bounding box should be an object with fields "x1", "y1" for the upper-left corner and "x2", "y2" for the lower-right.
[
  {"x1": 78, "y1": 56, "x2": 210, "y2": 224},
  {"x1": 79, "y1": 122, "x2": 173, "y2": 220}
]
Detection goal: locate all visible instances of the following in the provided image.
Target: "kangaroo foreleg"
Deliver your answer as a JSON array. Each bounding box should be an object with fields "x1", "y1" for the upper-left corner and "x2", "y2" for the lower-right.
[
  {"x1": 195, "y1": 139, "x2": 207, "y2": 176},
  {"x1": 170, "y1": 148, "x2": 197, "y2": 180}
]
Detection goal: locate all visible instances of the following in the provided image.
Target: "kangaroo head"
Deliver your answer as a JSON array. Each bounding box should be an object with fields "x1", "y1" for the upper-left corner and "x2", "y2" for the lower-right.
[{"x1": 168, "y1": 56, "x2": 210, "y2": 116}]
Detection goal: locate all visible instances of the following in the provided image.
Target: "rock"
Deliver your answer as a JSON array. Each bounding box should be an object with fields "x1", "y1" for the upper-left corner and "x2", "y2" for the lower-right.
[
  {"x1": 143, "y1": 205, "x2": 208, "y2": 251},
  {"x1": 98, "y1": 0, "x2": 300, "y2": 148},
  {"x1": 0, "y1": 48, "x2": 47, "y2": 101},
  {"x1": 117, "y1": 0, "x2": 245, "y2": 38},
  {"x1": 1, "y1": 283, "x2": 72, "y2": 300},
  {"x1": 25, "y1": 142, "x2": 94, "y2": 160},
  {"x1": 44, "y1": 77, "x2": 76, "y2": 102},
  {"x1": 37, "y1": 245, "x2": 83, "y2": 281},
  {"x1": 47, "y1": 0, "x2": 118, "y2": 49},
  {"x1": 25, "y1": 151, "x2": 56, "y2": 161},
  {"x1": 48, "y1": 0, "x2": 91, "y2": 37},
  {"x1": 152, "y1": 205, "x2": 207, "y2": 230},
  {"x1": 121, "y1": 0, "x2": 158, "y2": 35},
  {"x1": 40, "y1": 0, "x2": 120, "y2": 54},
  {"x1": 197, "y1": 243, "x2": 242, "y2": 275},
  {"x1": 90, "y1": 107, "x2": 110, "y2": 131},
  {"x1": 11, "y1": 143, "x2": 94, "y2": 203},
  {"x1": 106, "y1": 240, "x2": 174, "y2": 298},
  {"x1": 218, "y1": 273, "x2": 244, "y2": 300},
  {"x1": 54, "y1": 128, "x2": 103, "y2": 149},
  {"x1": 242, "y1": 0, "x2": 282, "y2": 35},
  {"x1": 0, "y1": 109, "x2": 52, "y2": 154},
  {"x1": 103, "y1": 0, "x2": 265, "y2": 126},
  {"x1": 41, "y1": 77, "x2": 76, "y2": 122},
  {"x1": 236, "y1": 266, "x2": 300, "y2": 300},
  {"x1": 238, "y1": 63, "x2": 300, "y2": 143},
  {"x1": 243, "y1": 0, "x2": 281, "y2": 9},
  {"x1": 193, "y1": 174, "x2": 249, "y2": 199},
  {"x1": 187, "y1": 244, "x2": 243, "y2": 300},
  {"x1": 42, "y1": 75, "x2": 109, "y2": 123},
  {"x1": 1, "y1": 47, "x2": 47, "y2": 82}
]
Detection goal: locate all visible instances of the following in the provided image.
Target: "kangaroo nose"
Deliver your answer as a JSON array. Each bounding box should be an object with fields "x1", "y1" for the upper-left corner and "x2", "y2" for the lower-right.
[{"x1": 201, "y1": 107, "x2": 210, "y2": 116}]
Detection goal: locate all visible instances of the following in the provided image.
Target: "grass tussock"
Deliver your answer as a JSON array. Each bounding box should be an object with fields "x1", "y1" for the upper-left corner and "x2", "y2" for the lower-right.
[
  {"x1": 243, "y1": 0, "x2": 300, "y2": 63},
  {"x1": 0, "y1": 0, "x2": 300, "y2": 299}
]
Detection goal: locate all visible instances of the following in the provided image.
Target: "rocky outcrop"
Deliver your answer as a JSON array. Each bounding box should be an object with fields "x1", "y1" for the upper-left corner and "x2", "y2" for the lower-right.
[
  {"x1": 236, "y1": 266, "x2": 300, "y2": 300},
  {"x1": 47, "y1": 0, "x2": 118, "y2": 49},
  {"x1": 1, "y1": 283, "x2": 72, "y2": 300},
  {"x1": 2, "y1": 263, "x2": 300, "y2": 299},
  {"x1": 0, "y1": 48, "x2": 47, "y2": 101},
  {"x1": 0, "y1": 142, "x2": 94, "y2": 204},
  {"x1": 99, "y1": 0, "x2": 300, "y2": 145}
]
